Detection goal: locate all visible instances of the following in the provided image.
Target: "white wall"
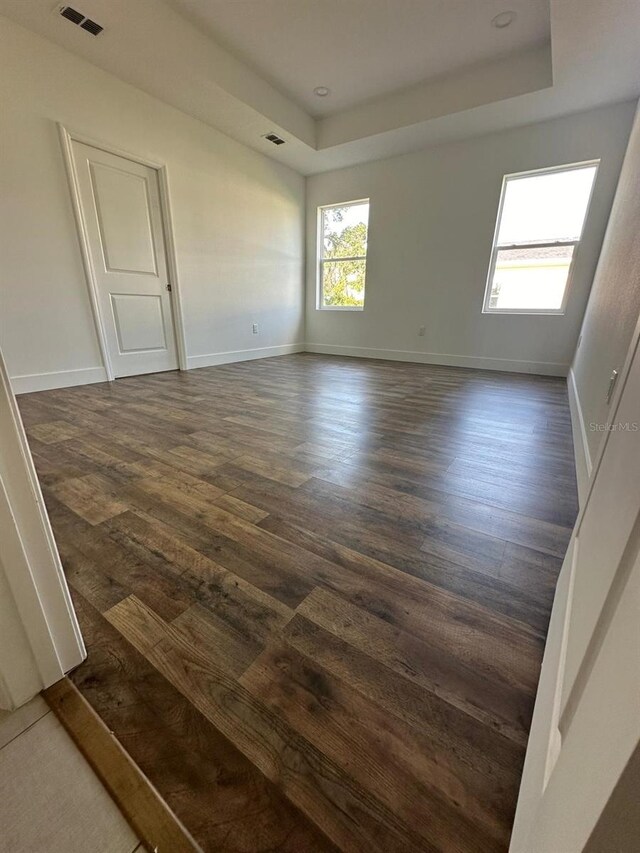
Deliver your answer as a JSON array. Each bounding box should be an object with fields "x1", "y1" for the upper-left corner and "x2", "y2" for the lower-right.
[
  {"x1": 571, "y1": 101, "x2": 640, "y2": 471},
  {"x1": 306, "y1": 102, "x2": 636, "y2": 375},
  {"x1": 0, "y1": 15, "x2": 636, "y2": 391},
  {"x1": 0, "y1": 16, "x2": 305, "y2": 392}
]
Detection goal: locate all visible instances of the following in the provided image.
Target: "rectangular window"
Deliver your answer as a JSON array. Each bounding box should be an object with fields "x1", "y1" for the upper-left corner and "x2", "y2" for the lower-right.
[
  {"x1": 483, "y1": 162, "x2": 599, "y2": 314},
  {"x1": 318, "y1": 199, "x2": 369, "y2": 310}
]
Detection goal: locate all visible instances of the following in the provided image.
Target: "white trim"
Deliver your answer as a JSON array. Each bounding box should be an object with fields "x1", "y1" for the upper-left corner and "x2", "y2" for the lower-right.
[
  {"x1": 9, "y1": 346, "x2": 570, "y2": 393},
  {"x1": 0, "y1": 347, "x2": 85, "y2": 709},
  {"x1": 157, "y1": 166, "x2": 188, "y2": 371},
  {"x1": 541, "y1": 539, "x2": 579, "y2": 791},
  {"x1": 509, "y1": 539, "x2": 576, "y2": 850},
  {"x1": 317, "y1": 198, "x2": 369, "y2": 311},
  {"x1": 318, "y1": 199, "x2": 370, "y2": 212},
  {"x1": 0, "y1": 671, "x2": 13, "y2": 711},
  {"x1": 57, "y1": 125, "x2": 188, "y2": 377},
  {"x1": 187, "y1": 343, "x2": 305, "y2": 370},
  {"x1": 316, "y1": 305, "x2": 365, "y2": 312},
  {"x1": 10, "y1": 367, "x2": 108, "y2": 396},
  {"x1": 510, "y1": 299, "x2": 640, "y2": 851},
  {"x1": 567, "y1": 367, "x2": 593, "y2": 505},
  {"x1": 58, "y1": 125, "x2": 115, "y2": 380},
  {"x1": 304, "y1": 343, "x2": 568, "y2": 376},
  {"x1": 482, "y1": 160, "x2": 600, "y2": 316}
]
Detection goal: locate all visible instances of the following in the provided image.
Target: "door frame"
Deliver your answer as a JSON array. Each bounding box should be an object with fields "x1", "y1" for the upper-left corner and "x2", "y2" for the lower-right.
[
  {"x1": 510, "y1": 303, "x2": 640, "y2": 849},
  {"x1": 0, "y1": 345, "x2": 85, "y2": 709},
  {"x1": 58, "y1": 124, "x2": 188, "y2": 380}
]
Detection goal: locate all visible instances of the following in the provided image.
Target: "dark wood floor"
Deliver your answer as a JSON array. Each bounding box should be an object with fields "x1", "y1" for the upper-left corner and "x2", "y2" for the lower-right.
[{"x1": 18, "y1": 354, "x2": 578, "y2": 853}]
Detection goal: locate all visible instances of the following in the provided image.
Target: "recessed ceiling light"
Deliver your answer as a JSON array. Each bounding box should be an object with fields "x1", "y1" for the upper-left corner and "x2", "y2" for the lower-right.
[
  {"x1": 492, "y1": 10, "x2": 516, "y2": 28},
  {"x1": 313, "y1": 86, "x2": 330, "y2": 97}
]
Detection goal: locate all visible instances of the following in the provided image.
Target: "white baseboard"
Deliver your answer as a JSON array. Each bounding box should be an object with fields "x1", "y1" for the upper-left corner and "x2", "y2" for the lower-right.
[
  {"x1": 10, "y1": 366, "x2": 108, "y2": 395},
  {"x1": 187, "y1": 342, "x2": 305, "y2": 370},
  {"x1": 10, "y1": 343, "x2": 569, "y2": 397},
  {"x1": 567, "y1": 366, "x2": 592, "y2": 505},
  {"x1": 304, "y1": 343, "x2": 569, "y2": 376}
]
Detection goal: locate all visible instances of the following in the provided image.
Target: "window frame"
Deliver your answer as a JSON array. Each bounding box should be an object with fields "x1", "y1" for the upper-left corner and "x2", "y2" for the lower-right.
[
  {"x1": 317, "y1": 198, "x2": 370, "y2": 311},
  {"x1": 482, "y1": 160, "x2": 600, "y2": 316}
]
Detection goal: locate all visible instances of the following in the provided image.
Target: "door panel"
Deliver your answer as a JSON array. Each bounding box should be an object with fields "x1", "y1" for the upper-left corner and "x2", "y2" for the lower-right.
[
  {"x1": 110, "y1": 294, "x2": 167, "y2": 352},
  {"x1": 72, "y1": 141, "x2": 178, "y2": 378},
  {"x1": 90, "y1": 163, "x2": 158, "y2": 275},
  {"x1": 531, "y1": 543, "x2": 640, "y2": 852},
  {"x1": 560, "y1": 369, "x2": 640, "y2": 711}
]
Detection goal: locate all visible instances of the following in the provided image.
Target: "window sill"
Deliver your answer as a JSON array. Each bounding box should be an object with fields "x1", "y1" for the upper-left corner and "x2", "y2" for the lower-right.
[
  {"x1": 317, "y1": 306, "x2": 364, "y2": 312},
  {"x1": 482, "y1": 308, "x2": 566, "y2": 316}
]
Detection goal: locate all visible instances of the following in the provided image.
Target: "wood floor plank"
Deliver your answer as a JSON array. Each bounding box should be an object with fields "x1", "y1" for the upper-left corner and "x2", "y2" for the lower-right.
[
  {"x1": 282, "y1": 613, "x2": 524, "y2": 778},
  {"x1": 294, "y1": 585, "x2": 535, "y2": 745},
  {"x1": 20, "y1": 353, "x2": 579, "y2": 853},
  {"x1": 63, "y1": 436, "x2": 176, "y2": 482},
  {"x1": 103, "y1": 510, "x2": 296, "y2": 638},
  {"x1": 134, "y1": 484, "x2": 547, "y2": 696},
  {"x1": 105, "y1": 595, "x2": 431, "y2": 853},
  {"x1": 107, "y1": 485, "x2": 318, "y2": 609},
  {"x1": 49, "y1": 473, "x2": 129, "y2": 525},
  {"x1": 213, "y1": 493, "x2": 270, "y2": 523},
  {"x1": 240, "y1": 641, "x2": 507, "y2": 851},
  {"x1": 231, "y1": 454, "x2": 314, "y2": 488},
  {"x1": 45, "y1": 496, "x2": 194, "y2": 622},
  {"x1": 26, "y1": 419, "x2": 83, "y2": 444},
  {"x1": 439, "y1": 494, "x2": 572, "y2": 558},
  {"x1": 171, "y1": 603, "x2": 262, "y2": 676},
  {"x1": 254, "y1": 488, "x2": 553, "y2": 635},
  {"x1": 68, "y1": 593, "x2": 336, "y2": 852}
]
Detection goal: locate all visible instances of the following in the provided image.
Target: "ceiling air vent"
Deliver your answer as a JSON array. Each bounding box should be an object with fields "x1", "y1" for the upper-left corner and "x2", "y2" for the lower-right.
[
  {"x1": 59, "y1": 5, "x2": 83, "y2": 24},
  {"x1": 263, "y1": 132, "x2": 285, "y2": 146},
  {"x1": 80, "y1": 18, "x2": 103, "y2": 35},
  {"x1": 57, "y1": 6, "x2": 104, "y2": 36}
]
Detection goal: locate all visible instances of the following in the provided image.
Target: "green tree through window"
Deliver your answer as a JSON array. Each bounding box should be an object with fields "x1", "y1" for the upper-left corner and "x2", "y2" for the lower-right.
[{"x1": 319, "y1": 201, "x2": 369, "y2": 308}]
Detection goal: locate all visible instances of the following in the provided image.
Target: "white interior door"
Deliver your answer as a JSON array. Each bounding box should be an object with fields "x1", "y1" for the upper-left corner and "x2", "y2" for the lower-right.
[
  {"x1": 511, "y1": 335, "x2": 640, "y2": 851},
  {"x1": 71, "y1": 142, "x2": 178, "y2": 378}
]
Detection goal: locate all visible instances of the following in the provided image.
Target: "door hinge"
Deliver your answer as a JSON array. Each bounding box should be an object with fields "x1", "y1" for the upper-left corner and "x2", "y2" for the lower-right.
[{"x1": 166, "y1": 283, "x2": 172, "y2": 292}]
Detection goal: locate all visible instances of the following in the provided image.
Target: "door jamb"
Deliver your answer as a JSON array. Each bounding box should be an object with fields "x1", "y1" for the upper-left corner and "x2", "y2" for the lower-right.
[
  {"x1": 57, "y1": 124, "x2": 188, "y2": 378},
  {"x1": 0, "y1": 346, "x2": 85, "y2": 709},
  {"x1": 510, "y1": 304, "x2": 640, "y2": 849}
]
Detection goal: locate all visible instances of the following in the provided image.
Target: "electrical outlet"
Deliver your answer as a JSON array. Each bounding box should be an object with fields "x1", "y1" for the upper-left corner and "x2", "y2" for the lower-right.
[
  {"x1": 252, "y1": 323, "x2": 259, "y2": 335},
  {"x1": 418, "y1": 326, "x2": 426, "y2": 337}
]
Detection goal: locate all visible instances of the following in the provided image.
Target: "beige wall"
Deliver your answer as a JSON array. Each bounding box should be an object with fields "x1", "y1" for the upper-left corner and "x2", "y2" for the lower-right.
[
  {"x1": 584, "y1": 744, "x2": 640, "y2": 853},
  {"x1": 306, "y1": 102, "x2": 636, "y2": 375},
  {"x1": 572, "y1": 101, "x2": 640, "y2": 464},
  {"x1": 0, "y1": 16, "x2": 305, "y2": 391}
]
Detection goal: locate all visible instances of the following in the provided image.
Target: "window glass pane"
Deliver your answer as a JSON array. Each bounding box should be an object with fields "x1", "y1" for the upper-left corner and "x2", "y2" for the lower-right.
[
  {"x1": 497, "y1": 166, "x2": 597, "y2": 245},
  {"x1": 488, "y1": 245, "x2": 574, "y2": 311},
  {"x1": 322, "y1": 203, "x2": 369, "y2": 259},
  {"x1": 321, "y1": 259, "x2": 366, "y2": 307}
]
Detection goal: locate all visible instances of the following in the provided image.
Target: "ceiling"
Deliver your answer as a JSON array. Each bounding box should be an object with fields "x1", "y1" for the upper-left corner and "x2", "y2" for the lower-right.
[
  {"x1": 167, "y1": 0, "x2": 551, "y2": 116},
  {"x1": 0, "y1": 0, "x2": 639, "y2": 175}
]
